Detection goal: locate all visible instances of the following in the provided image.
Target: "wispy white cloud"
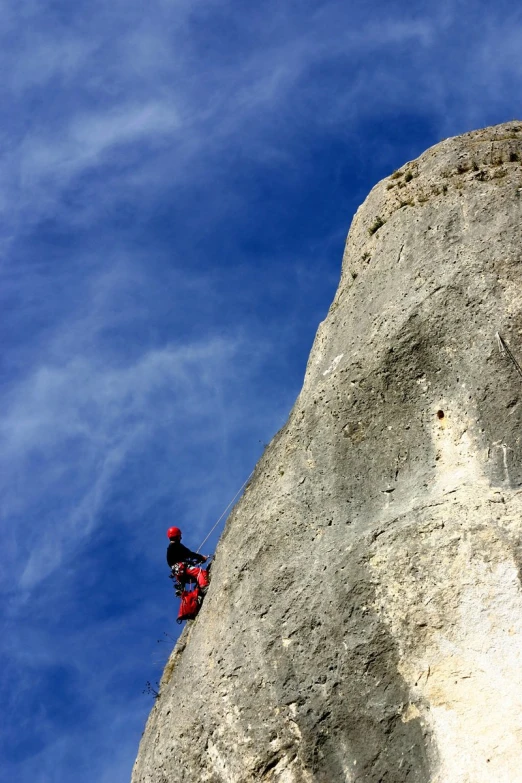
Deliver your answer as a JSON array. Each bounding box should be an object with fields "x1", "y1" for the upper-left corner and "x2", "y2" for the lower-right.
[
  {"x1": 0, "y1": 0, "x2": 518, "y2": 248},
  {"x1": 22, "y1": 102, "x2": 180, "y2": 179},
  {"x1": 5, "y1": 100, "x2": 180, "y2": 236},
  {"x1": 5, "y1": 36, "x2": 95, "y2": 92},
  {"x1": 0, "y1": 3, "x2": 472, "y2": 238},
  {"x1": 1, "y1": 333, "x2": 242, "y2": 590}
]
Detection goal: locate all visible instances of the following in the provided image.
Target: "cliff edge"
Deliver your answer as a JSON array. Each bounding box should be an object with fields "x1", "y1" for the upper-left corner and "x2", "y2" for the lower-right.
[{"x1": 132, "y1": 122, "x2": 522, "y2": 783}]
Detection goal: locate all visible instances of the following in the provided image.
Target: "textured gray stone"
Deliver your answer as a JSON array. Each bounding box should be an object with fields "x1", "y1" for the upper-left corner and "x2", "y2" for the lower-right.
[{"x1": 132, "y1": 122, "x2": 522, "y2": 782}]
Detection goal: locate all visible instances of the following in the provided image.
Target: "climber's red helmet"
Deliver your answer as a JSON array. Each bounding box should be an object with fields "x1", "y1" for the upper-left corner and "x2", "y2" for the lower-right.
[{"x1": 167, "y1": 526, "x2": 182, "y2": 540}]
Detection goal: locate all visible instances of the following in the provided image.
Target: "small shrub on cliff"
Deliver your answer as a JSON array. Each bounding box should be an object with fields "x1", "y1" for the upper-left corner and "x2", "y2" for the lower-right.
[
  {"x1": 404, "y1": 170, "x2": 413, "y2": 182},
  {"x1": 143, "y1": 681, "x2": 160, "y2": 699},
  {"x1": 368, "y1": 216, "x2": 386, "y2": 235}
]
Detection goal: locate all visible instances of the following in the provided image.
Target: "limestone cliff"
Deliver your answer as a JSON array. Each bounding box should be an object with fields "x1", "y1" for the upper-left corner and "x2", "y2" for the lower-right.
[{"x1": 132, "y1": 122, "x2": 522, "y2": 783}]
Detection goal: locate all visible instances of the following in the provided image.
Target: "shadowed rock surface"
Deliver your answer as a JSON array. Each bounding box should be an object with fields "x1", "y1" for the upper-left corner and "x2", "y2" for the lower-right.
[{"x1": 132, "y1": 122, "x2": 522, "y2": 783}]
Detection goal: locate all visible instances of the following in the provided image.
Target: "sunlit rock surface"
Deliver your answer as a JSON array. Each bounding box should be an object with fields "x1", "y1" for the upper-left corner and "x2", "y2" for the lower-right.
[{"x1": 132, "y1": 122, "x2": 522, "y2": 783}]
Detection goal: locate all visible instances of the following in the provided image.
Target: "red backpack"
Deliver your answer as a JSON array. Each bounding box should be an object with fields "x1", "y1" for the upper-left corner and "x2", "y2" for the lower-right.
[{"x1": 176, "y1": 587, "x2": 201, "y2": 624}]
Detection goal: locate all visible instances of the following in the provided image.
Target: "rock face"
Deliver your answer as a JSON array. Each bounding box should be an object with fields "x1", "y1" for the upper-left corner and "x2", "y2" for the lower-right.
[{"x1": 132, "y1": 122, "x2": 522, "y2": 783}]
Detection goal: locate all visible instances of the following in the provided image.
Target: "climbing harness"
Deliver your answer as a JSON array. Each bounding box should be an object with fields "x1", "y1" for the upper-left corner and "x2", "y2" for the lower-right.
[
  {"x1": 170, "y1": 562, "x2": 187, "y2": 581},
  {"x1": 497, "y1": 332, "x2": 522, "y2": 379},
  {"x1": 196, "y1": 468, "x2": 254, "y2": 552}
]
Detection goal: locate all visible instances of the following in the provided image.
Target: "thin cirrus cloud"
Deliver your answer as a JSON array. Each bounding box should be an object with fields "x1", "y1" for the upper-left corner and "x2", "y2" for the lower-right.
[
  {"x1": 5, "y1": 101, "x2": 181, "y2": 238},
  {"x1": 0, "y1": 7, "x2": 456, "y2": 230},
  {"x1": 21, "y1": 103, "x2": 181, "y2": 183},
  {"x1": 1, "y1": 5, "x2": 517, "y2": 243},
  {"x1": 2, "y1": 332, "x2": 244, "y2": 590}
]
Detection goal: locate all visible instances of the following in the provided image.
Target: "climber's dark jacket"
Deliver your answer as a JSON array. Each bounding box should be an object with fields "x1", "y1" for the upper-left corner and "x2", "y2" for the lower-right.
[{"x1": 166, "y1": 541, "x2": 206, "y2": 568}]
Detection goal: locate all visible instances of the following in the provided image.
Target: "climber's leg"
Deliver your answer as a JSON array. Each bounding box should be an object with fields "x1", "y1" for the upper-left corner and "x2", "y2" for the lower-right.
[{"x1": 185, "y1": 565, "x2": 209, "y2": 589}]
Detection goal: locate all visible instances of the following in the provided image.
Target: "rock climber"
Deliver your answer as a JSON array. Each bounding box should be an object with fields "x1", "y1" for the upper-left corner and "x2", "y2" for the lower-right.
[{"x1": 166, "y1": 527, "x2": 209, "y2": 595}]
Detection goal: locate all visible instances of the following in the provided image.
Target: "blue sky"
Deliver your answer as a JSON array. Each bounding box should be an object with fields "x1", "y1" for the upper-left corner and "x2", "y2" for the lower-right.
[{"x1": 0, "y1": 1, "x2": 521, "y2": 781}]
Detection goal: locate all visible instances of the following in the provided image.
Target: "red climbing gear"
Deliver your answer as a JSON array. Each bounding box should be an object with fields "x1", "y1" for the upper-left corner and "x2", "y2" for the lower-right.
[
  {"x1": 185, "y1": 564, "x2": 209, "y2": 589},
  {"x1": 172, "y1": 562, "x2": 209, "y2": 590},
  {"x1": 177, "y1": 587, "x2": 201, "y2": 623},
  {"x1": 171, "y1": 562, "x2": 210, "y2": 623}
]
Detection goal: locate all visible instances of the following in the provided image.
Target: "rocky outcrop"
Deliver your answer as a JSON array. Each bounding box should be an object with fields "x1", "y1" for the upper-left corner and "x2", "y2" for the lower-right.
[{"x1": 132, "y1": 122, "x2": 522, "y2": 783}]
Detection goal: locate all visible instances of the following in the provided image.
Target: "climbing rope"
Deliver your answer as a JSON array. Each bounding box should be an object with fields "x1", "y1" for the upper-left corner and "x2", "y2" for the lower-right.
[
  {"x1": 196, "y1": 468, "x2": 255, "y2": 552},
  {"x1": 497, "y1": 332, "x2": 522, "y2": 379}
]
